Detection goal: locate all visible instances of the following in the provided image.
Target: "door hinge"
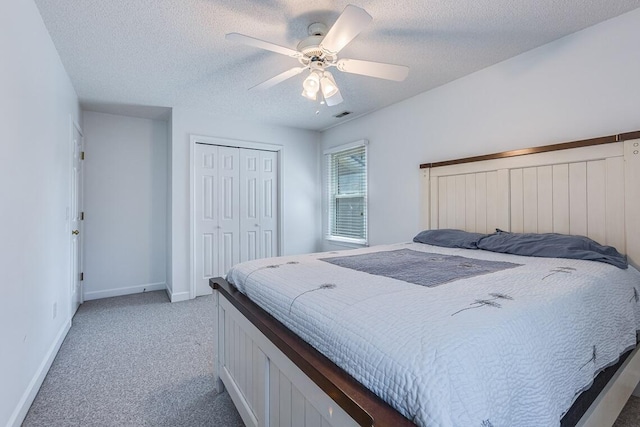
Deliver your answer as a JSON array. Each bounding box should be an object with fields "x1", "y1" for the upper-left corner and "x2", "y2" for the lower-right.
[
  {"x1": 80, "y1": 212, "x2": 84, "y2": 220},
  {"x1": 80, "y1": 272, "x2": 84, "y2": 281},
  {"x1": 80, "y1": 151, "x2": 85, "y2": 160}
]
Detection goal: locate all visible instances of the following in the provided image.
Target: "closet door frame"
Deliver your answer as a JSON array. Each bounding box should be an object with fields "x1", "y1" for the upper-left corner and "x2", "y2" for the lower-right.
[{"x1": 189, "y1": 134, "x2": 284, "y2": 299}]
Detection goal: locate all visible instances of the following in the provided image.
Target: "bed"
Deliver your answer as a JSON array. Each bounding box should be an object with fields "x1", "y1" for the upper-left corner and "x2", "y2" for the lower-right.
[{"x1": 209, "y1": 133, "x2": 640, "y2": 427}]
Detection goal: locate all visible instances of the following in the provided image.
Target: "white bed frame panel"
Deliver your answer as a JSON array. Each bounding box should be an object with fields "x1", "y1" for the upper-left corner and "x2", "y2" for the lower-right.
[
  {"x1": 214, "y1": 138, "x2": 640, "y2": 427},
  {"x1": 214, "y1": 291, "x2": 359, "y2": 427}
]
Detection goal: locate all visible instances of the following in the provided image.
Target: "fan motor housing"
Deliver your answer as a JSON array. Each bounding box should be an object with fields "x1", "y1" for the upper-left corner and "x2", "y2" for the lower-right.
[
  {"x1": 297, "y1": 35, "x2": 324, "y2": 58},
  {"x1": 297, "y1": 23, "x2": 337, "y2": 68}
]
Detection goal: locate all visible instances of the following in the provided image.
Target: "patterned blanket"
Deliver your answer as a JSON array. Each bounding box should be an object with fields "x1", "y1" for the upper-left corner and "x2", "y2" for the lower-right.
[{"x1": 321, "y1": 249, "x2": 521, "y2": 287}]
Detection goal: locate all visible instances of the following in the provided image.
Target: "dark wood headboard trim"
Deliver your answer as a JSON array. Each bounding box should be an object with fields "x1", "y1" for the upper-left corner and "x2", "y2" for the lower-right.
[
  {"x1": 419, "y1": 129, "x2": 640, "y2": 169},
  {"x1": 210, "y1": 278, "x2": 416, "y2": 427},
  {"x1": 621, "y1": 130, "x2": 640, "y2": 141}
]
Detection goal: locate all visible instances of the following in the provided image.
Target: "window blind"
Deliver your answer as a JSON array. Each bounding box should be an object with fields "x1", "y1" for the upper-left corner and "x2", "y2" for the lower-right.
[{"x1": 327, "y1": 143, "x2": 367, "y2": 244}]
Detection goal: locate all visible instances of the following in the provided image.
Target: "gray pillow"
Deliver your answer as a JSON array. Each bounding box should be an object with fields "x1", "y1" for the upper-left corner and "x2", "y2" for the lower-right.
[
  {"x1": 476, "y1": 230, "x2": 627, "y2": 269},
  {"x1": 413, "y1": 229, "x2": 487, "y2": 249}
]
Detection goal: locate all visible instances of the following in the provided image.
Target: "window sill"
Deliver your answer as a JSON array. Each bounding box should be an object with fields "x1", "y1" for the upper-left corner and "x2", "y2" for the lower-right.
[{"x1": 325, "y1": 236, "x2": 368, "y2": 248}]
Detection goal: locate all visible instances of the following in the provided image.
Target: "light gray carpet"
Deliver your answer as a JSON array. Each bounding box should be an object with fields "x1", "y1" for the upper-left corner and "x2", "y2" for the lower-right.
[
  {"x1": 23, "y1": 290, "x2": 640, "y2": 426},
  {"x1": 23, "y1": 291, "x2": 244, "y2": 426}
]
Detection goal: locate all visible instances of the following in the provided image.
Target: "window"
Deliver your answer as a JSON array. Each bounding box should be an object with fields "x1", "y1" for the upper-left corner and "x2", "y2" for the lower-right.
[{"x1": 325, "y1": 140, "x2": 368, "y2": 245}]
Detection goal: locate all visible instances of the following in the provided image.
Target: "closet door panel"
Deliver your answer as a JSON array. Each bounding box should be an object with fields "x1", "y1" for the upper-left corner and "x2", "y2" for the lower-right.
[
  {"x1": 240, "y1": 149, "x2": 261, "y2": 262},
  {"x1": 218, "y1": 146, "x2": 240, "y2": 277},
  {"x1": 240, "y1": 149, "x2": 279, "y2": 261},
  {"x1": 260, "y1": 151, "x2": 279, "y2": 258},
  {"x1": 195, "y1": 144, "x2": 219, "y2": 296}
]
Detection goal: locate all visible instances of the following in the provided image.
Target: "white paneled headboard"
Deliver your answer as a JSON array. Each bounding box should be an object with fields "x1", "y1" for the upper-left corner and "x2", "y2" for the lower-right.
[{"x1": 420, "y1": 138, "x2": 640, "y2": 268}]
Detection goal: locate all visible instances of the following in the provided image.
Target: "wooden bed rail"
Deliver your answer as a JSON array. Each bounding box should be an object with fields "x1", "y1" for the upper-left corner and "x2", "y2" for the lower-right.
[{"x1": 210, "y1": 277, "x2": 416, "y2": 427}]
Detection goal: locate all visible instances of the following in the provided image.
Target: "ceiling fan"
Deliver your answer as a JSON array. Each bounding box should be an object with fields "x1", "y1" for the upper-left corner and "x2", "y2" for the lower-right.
[{"x1": 226, "y1": 4, "x2": 409, "y2": 106}]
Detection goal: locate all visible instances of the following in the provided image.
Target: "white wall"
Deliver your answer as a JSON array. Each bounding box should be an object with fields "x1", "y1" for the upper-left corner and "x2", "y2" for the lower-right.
[
  {"x1": 321, "y1": 7, "x2": 640, "y2": 250},
  {"x1": 0, "y1": 0, "x2": 80, "y2": 425},
  {"x1": 82, "y1": 111, "x2": 168, "y2": 300},
  {"x1": 169, "y1": 107, "x2": 321, "y2": 301}
]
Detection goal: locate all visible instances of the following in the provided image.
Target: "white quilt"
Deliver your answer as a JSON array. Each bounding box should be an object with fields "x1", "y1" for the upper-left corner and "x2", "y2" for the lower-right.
[{"x1": 226, "y1": 243, "x2": 640, "y2": 427}]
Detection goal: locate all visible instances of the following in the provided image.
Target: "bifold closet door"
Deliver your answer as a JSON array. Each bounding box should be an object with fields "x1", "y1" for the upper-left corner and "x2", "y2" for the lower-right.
[
  {"x1": 195, "y1": 144, "x2": 279, "y2": 297},
  {"x1": 195, "y1": 144, "x2": 240, "y2": 296},
  {"x1": 239, "y1": 149, "x2": 279, "y2": 263}
]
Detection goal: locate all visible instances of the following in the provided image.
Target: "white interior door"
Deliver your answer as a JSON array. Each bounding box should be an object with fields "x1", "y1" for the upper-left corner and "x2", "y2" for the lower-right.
[
  {"x1": 70, "y1": 123, "x2": 84, "y2": 316},
  {"x1": 195, "y1": 143, "x2": 278, "y2": 297}
]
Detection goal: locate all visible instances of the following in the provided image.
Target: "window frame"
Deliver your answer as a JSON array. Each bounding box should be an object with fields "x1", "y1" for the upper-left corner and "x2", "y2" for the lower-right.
[{"x1": 324, "y1": 140, "x2": 369, "y2": 246}]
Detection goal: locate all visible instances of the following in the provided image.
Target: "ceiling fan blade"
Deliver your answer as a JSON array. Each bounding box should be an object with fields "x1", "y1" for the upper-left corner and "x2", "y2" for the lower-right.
[
  {"x1": 320, "y1": 5, "x2": 372, "y2": 55},
  {"x1": 249, "y1": 67, "x2": 306, "y2": 91},
  {"x1": 336, "y1": 58, "x2": 409, "y2": 81},
  {"x1": 226, "y1": 33, "x2": 301, "y2": 58}
]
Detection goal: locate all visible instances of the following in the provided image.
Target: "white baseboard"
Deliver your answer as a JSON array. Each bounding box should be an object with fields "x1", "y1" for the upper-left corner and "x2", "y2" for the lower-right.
[
  {"x1": 7, "y1": 318, "x2": 72, "y2": 427},
  {"x1": 164, "y1": 279, "x2": 190, "y2": 303},
  {"x1": 167, "y1": 290, "x2": 190, "y2": 303},
  {"x1": 83, "y1": 282, "x2": 166, "y2": 301}
]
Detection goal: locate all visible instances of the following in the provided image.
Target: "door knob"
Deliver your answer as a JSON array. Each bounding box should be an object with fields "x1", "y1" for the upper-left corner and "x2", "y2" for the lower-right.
[{"x1": 72, "y1": 230, "x2": 80, "y2": 235}]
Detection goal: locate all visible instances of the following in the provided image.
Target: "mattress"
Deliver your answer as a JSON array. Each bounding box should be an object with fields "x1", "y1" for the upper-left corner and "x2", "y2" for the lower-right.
[{"x1": 226, "y1": 242, "x2": 640, "y2": 427}]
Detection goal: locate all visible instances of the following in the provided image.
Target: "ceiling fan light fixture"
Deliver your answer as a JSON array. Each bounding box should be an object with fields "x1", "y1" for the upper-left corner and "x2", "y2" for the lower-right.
[
  {"x1": 302, "y1": 72, "x2": 320, "y2": 94},
  {"x1": 301, "y1": 89, "x2": 317, "y2": 101},
  {"x1": 320, "y1": 71, "x2": 339, "y2": 98},
  {"x1": 324, "y1": 88, "x2": 343, "y2": 106}
]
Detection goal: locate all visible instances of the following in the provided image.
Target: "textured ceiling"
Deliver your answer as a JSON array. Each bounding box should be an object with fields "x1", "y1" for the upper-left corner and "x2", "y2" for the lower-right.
[{"x1": 34, "y1": 0, "x2": 640, "y2": 131}]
